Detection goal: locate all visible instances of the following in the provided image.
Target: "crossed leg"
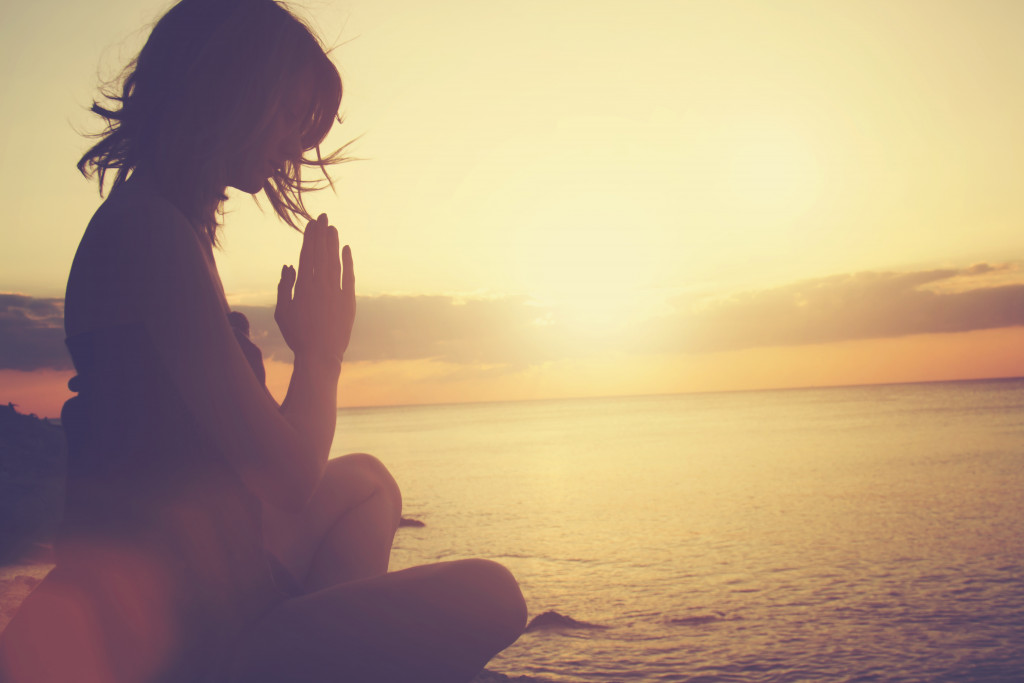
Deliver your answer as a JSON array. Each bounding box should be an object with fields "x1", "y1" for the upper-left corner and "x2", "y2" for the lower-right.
[
  {"x1": 247, "y1": 453, "x2": 527, "y2": 682},
  {"x1": 261, "y1": 453, "x2": 403, "y2": 590},
  {"x1": 228, "y1": 559, "x2": 527, "y2": 683}
]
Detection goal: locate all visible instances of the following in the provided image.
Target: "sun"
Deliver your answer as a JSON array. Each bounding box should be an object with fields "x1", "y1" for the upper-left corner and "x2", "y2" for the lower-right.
[
  {"x1": 508, "y1": 192, "x2": 669, "y2": 340},
  {"x1": 715, "y1": 121, "x2": 823, "y2": 225}
]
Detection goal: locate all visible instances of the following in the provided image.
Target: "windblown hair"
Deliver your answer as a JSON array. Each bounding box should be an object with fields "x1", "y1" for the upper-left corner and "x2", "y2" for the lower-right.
[{"x1": 78, "y1": 0, "x2": 345, "y2": 244}]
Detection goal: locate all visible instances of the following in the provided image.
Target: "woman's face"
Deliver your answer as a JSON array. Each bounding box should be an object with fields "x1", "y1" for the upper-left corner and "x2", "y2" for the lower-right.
[{"x1": 226, "y1": 69, "x2": 317, "y2": 194}]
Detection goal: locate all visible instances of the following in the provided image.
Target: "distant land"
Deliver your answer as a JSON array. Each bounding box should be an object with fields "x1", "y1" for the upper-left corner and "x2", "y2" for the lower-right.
[{"x1": 0, "y1": 403, "x2": 65, "y2": 564}]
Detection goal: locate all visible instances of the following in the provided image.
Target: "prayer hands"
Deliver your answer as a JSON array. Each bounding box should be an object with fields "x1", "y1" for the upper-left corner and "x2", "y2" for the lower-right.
[{"x1": 275, "y1": 214, "x2": 355, "y2": 364}]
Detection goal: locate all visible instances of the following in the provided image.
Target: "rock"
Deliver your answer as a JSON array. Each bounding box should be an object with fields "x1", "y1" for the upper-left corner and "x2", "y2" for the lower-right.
[
  {"x1": 399, "y1": 517, "x2": 426, "y2": 528},
  {"x1": 0, "y1": 404, "x2": 67, "y2": 564},
  {"x1": 524, "y1": 610, "x2": 608, "y2": 633}
]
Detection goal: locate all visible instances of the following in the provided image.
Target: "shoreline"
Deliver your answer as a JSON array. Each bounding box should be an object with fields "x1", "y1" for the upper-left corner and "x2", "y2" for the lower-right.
[{"x1": 0, "y1": 560, "x2": 53, "y2": 635}]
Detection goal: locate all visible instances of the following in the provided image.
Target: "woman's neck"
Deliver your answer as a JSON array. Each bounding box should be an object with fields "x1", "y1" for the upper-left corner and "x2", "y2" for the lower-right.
[{"x1": 128, "y1": 168, "x2": 223, "y2": 247}]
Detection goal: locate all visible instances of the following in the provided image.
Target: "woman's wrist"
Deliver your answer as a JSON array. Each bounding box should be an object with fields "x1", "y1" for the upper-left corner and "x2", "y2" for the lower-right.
[{"x1": 293, "y1": 350, "x2": 343, "y2": 377}]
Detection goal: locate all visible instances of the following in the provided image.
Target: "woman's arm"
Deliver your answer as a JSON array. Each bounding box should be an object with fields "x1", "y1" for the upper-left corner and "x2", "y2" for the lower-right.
[
  {"x1": 274, "y1": 215, "x2": 356, "y2": 471},
  {"x1": 102, "y1": 199, "x2": 352, "y2": 511}
]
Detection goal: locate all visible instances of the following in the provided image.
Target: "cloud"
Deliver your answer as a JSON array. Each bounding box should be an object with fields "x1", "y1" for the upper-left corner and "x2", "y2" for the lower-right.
[
  {"x1": 645, "y1": 264, "x2": 1024, "y2": 353},
  {"x1": 0, "y1": 294, "x2": 69, "y2": 371},
  {"x1": 6, "y1": 263, "x2": 1024, "y2": 373},
  {"x1": 1, "y1": 293, "x2": 566, "y2": 373},
  {"x1": 236, "y1": 295, "x2": 568, "y2": 368}
]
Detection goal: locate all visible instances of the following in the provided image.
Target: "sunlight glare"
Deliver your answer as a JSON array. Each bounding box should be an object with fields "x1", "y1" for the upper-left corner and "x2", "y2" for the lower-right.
[
  {"x1": 513, "y1": 194, "x2": 665, "y2": 340},
  {"x1": 713, "y1": 119, "x2": 824, "y2": 227}
]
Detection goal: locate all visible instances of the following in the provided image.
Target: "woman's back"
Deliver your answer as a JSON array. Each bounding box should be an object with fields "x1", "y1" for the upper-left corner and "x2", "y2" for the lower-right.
[
  {"x1": 5, "y1": 181, "x2": 285, "y2": 682},
  {"x1": 58, "y1": 326, "x2": 280, "y2": 681}
]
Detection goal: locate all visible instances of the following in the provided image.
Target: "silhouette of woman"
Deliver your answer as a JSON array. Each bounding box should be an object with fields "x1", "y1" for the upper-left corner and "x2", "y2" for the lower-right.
[{"x1": 0, "y1": 1, "x2": 526, "y2": 681}]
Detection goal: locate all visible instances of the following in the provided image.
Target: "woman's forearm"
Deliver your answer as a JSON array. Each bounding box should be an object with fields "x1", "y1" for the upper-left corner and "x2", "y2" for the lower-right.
[{"x1": 279, "y1": 352, "x2": 342, "y2": 487}]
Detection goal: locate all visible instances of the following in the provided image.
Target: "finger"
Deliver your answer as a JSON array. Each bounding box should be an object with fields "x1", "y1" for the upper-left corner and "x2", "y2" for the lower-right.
[
  {"x1": 313, "y1": 213, "x2": 328, "y2": 286},
  {"x1": 341, "y1": 244, "x2": 354, "y2": 298},
  {"x1": 275, "y1": 265, "x2": 295, "y2": 317},
  {"x1": 295, "y1": 218, "x2": 317, "y2": 297},
  {"x1": 326, "y1": 225, "x2": 341, "y2": 290}
]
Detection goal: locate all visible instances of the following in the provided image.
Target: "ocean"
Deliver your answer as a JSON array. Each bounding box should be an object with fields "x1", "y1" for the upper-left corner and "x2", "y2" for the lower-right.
[{"x1": 331, "y1": 379, "x2": 1024, "y2": 682}]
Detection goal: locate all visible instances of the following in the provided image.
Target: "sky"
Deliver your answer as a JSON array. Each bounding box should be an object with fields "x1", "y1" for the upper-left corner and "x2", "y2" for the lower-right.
[{"x1": 3, "y1": 0, "x2": 1024, "y2": 416}]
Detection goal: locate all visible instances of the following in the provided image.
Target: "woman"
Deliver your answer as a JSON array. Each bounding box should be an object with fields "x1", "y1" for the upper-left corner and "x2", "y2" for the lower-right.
[{"x1": 0, "y1": 1, "x2": 526, "y2": 681}]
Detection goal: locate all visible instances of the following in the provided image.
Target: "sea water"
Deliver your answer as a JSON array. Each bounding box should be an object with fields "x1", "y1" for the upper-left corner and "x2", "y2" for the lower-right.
[{"x1": 331, "y1": 379, "x2": 1024, "y2": 682}]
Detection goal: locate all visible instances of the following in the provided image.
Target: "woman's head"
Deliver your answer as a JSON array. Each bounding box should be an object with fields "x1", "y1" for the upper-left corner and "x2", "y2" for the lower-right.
[{"x1": 78, "y1": 0, "x2": 345, "y2": 243}]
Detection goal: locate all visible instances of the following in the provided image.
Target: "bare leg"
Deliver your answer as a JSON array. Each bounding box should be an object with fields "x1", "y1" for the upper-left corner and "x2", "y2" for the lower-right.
[
  {"x1": 262, "y1": 453, "x2": 403, "y2": 590},
  {"x1": 228, "y1": 559, "x2": 527, "y2": 683}
]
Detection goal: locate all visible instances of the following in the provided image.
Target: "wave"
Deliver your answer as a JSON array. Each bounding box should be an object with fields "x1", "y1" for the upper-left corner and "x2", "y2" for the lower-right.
[
  {"x1": 667, "y1": 611, "x2": 731, "y2": 626},
  {"x1": 473, "y1": 670, "x2": 557, "y2": 683}
]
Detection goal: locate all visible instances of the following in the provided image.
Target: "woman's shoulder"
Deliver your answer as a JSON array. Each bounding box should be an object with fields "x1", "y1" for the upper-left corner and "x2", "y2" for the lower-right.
[
  {"x1": 73, "y1": 178, "x2": 219, "y2": 283},
  {"x1": 85, "y1": 179, "x2": 202, "y2": 249},
  {"x1": 66, "y1": 179, "x2": 221, "y2": 334}
]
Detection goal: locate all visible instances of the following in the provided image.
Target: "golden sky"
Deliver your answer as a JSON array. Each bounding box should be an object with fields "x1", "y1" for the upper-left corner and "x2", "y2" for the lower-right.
[{"x1": 3, "y1": 0, "x2": 1024, "y2": 415}]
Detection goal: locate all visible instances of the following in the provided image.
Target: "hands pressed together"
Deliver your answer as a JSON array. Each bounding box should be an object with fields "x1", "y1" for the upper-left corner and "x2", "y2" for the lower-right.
[{"x1": 275, "y1": 213, "x2": 355, "y2": 365}]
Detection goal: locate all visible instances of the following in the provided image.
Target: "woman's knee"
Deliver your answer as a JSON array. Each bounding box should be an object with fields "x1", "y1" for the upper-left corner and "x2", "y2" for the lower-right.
[
  {"x1": 447, "y1": 559, "x2": 527, "y2": 649},
  {"x1": 324, "y1": 453, "x2": 402, "y2": 521}
]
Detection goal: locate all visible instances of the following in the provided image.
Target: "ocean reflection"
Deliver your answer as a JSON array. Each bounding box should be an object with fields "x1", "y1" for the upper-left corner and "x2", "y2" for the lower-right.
[{"x1": 336, "y1": 380, "x2": 1024, "y2": 682}]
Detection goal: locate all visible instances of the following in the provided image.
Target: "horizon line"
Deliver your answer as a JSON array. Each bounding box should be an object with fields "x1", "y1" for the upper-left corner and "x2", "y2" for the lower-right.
[{"x1": 335, "y1": 372, "x2": 1024, "y2": 412}]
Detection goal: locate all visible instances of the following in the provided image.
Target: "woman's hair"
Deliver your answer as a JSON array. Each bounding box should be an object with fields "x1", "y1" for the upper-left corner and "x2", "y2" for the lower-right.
[{"x1": 78, "y1": 0, "x2": 346, "y2": 244}]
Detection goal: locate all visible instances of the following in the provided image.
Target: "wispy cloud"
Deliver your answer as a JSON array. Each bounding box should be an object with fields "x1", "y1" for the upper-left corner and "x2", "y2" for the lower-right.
[{"x1": 0, "y1": 294, "x2": 68, "y2": 371}]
